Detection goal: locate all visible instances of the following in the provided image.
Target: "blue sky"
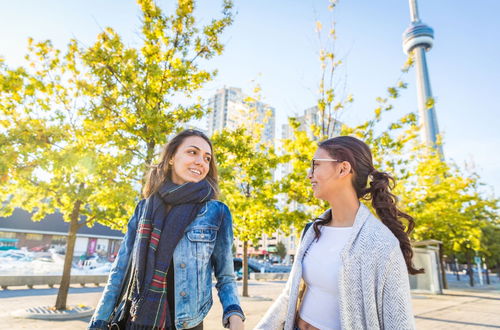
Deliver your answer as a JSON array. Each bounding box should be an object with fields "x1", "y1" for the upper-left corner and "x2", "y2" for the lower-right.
[{"x1": 1, "y1": 0, "x2": 499, "y2": 196}]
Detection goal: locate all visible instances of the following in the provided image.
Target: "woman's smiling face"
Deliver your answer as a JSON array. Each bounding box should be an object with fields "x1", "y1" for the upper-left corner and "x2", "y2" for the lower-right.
[
  {"x1": 170, "y1": 136, "x2": 212, "y2": 185},
  {"x1": 308, "y1": 147, "x2": 341, "y2": 200}
]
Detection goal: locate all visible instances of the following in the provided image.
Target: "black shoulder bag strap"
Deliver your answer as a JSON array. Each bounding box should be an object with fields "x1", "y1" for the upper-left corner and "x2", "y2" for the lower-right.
[{"x1": 108, "y1": 251, "x2": 134, "y2": 329}]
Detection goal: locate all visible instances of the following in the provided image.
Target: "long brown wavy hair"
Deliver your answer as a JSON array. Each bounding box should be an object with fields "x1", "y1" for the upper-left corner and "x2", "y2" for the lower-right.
[
  {"x1": 313, "y1": 136, "x2": 424, "y2": 275},
  {"x1": 142, "y1": 129, "x2": 219, "y2": 199}
]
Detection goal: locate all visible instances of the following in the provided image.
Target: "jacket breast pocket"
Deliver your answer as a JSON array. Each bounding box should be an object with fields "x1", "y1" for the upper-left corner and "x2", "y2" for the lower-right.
[{"x1": 186, "y1": 227, "x2": 217, "y2": 261}]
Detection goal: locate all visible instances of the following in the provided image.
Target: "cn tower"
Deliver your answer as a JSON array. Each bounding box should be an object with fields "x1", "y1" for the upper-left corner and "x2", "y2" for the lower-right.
[{"x1": 402, "y1": 0, "x2": 444, "y2": 157}]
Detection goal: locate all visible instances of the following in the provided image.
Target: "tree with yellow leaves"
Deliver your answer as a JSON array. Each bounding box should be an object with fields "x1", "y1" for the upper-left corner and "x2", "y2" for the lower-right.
[
  {"x1": 212, "y1": 92, "x2": 284, "y2": 297},
  {"x1": 0, "y1": 0, "x2": 233, "y2": 310}
]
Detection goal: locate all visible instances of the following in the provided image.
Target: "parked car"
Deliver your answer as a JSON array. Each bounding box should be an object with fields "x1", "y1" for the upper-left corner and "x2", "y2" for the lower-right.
[
  {"x1": 463, "y1": 267, "x2": 488, "y2": 275},
  {"x1": 0, "y1": 249, "x2": 32, "y2": 261},
  {"x1": 232, "y1": 257, "x2": 291, "y2": 280},
  {"x1": 29, "y1": 244, "x2": 50, "y2": 252},
  {"x1": 233, "y1": 257, "x2": 261, "y2": 280}
]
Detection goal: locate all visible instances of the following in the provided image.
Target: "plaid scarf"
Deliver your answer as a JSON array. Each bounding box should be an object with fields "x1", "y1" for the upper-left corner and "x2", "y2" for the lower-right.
[{"x1": 128, "y1": 180, "x2": 214, "y2": 329}]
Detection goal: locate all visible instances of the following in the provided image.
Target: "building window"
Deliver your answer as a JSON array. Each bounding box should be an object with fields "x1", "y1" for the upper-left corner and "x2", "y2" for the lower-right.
[
  {"x1": 51, "y1": 235, "x2": 66, "y2": 246},
  {"x1": 0, "y1": 232, "x2": 17, "y2": 238},
  {"x1": 25, "y1": 233, "x2": 44, "y2": 241}
]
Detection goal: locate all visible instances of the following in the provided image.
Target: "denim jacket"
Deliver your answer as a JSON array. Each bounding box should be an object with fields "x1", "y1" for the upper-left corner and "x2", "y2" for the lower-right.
[{"x1": 88, "y1": 199, "x2": 244, "y2": 329}]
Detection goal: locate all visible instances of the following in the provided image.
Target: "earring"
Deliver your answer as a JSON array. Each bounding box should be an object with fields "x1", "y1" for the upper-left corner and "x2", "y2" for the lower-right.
[{"x1": 169, "y1": 160, "x2": 173, "y2": 165}]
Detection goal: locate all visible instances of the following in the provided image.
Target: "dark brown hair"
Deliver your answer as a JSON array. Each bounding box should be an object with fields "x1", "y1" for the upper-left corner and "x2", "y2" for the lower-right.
[
  {"x1": 142, "y1": 129, "x2": 219, "y2": 199},
  {"x1": 313, "y1": 136, "x2": 424, "y2": 275}
]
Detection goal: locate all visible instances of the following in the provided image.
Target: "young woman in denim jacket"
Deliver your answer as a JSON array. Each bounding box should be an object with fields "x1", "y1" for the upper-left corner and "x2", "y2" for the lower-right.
[{"x1": 88, "y1": 129, "x2": 245, "y2": 330}]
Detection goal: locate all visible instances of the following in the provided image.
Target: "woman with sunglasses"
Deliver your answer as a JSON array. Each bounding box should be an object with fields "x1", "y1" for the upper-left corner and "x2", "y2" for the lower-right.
[
  {"x1": 256, "y1": 136, "x2": 422, "y2": 330},
  {"x1": 88, "y1": 129, "x2": 244, "y2": 330}
]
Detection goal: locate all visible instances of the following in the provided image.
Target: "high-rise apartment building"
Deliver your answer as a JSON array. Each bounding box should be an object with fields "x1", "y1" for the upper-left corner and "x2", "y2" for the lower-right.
[
  {"x1": 207, "y1": 87, "x2": 275, "y2": 143},
  {"x1": 282, "y1": 105, "x2": 341, "y2": 141},
  {"x1": 268, "y1": 105, "x2": 343, "y2": 262},
  {"x1": 281, "y1": 105, "x2": 342, "y2": 182}
]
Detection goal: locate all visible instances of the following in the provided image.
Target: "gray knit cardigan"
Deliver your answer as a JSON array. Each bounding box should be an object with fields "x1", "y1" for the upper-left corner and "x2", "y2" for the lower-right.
[{"x1": 255, "y1": 204, "x2": 415, "y2": 330}]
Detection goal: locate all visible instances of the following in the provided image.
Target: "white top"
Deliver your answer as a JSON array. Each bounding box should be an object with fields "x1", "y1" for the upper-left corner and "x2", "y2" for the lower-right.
[
  {"x1": 299, "y1": 225, "x2": 353, "y2": 330},
  {"x1": 255, "y1": 204, "x2": 416, "y2": 330}
]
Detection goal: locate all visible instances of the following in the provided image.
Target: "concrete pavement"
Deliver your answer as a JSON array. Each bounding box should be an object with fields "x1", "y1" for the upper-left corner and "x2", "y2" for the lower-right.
[{"x1": 0, "y1": 280, "x2": 499, "y2": 329}]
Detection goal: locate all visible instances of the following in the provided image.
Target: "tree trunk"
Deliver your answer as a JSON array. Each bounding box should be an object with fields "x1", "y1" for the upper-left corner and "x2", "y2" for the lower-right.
[
  {"x1": 466, "y1": 251, "x2": 474, "y2": 287},
  {"x1": 439, "y1": 244, "x2": 448, "y2": 289},
  {"x1": 242, "y1": 241, "x2": 249, "y2": 297},
  {"x1": 454, "y1": 255, "x2": 460, "y2": 281},
  {"x1": 484, "y1": 259, "x2": 490, "y2": 285},
  {"x1": 142, "y1": 140, "x2": 156, "y2": 187},
  {"x1": 55, "y1": 200, "x2": 82, "y2": 310}
]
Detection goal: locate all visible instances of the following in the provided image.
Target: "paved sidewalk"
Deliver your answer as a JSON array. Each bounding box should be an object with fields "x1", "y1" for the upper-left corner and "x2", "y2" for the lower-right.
[{"x1": 0, "y1": 280, "x2": 499, "y2": 329}]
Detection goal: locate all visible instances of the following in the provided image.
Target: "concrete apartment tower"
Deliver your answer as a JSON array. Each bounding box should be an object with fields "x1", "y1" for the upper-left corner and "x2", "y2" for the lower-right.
[{"x1": 206, "y1": 87, "x2": 275, "y2": 143}]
